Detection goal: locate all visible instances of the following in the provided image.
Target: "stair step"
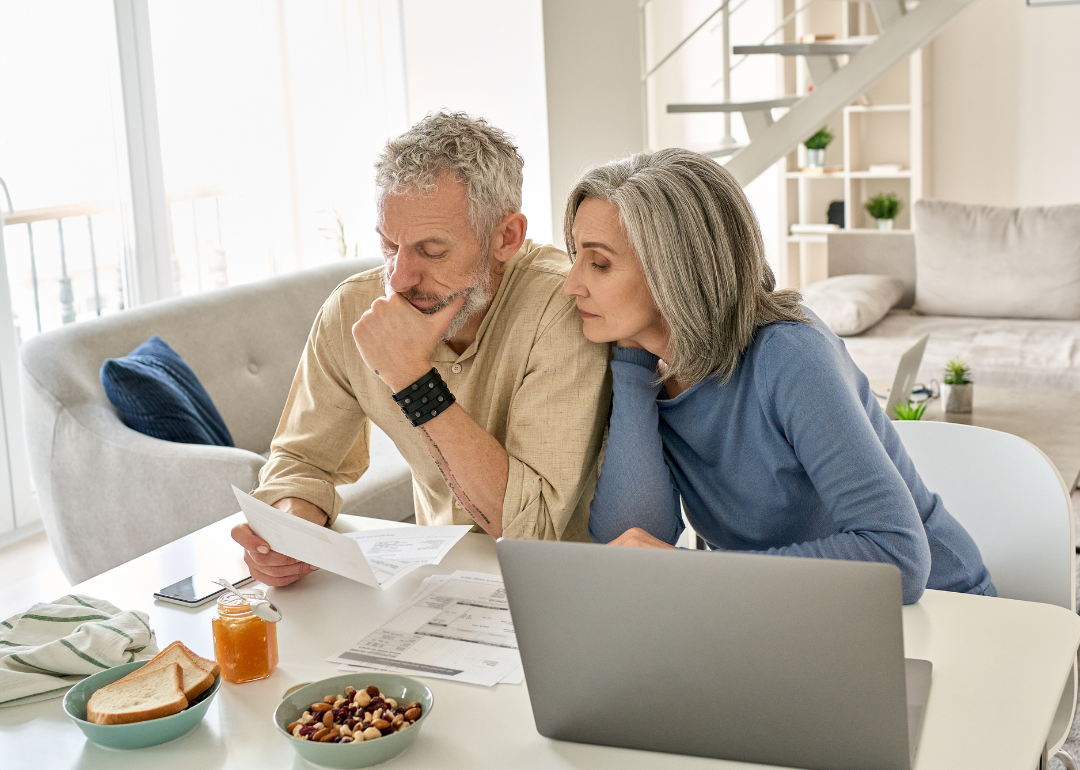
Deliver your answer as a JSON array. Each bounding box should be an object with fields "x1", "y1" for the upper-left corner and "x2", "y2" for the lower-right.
[
  {"x1": 667, "y1": 96, "x2": 801, "y2": 114},
  {"x1": 733, "y1": 41, "x2": 871, "y2": 56},
  {"x1": 704, "y1": 145, "x2": 746, "y2": 159}
]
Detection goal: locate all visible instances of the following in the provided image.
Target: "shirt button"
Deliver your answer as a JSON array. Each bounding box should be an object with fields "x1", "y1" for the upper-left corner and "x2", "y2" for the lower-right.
[
  {"x1": 451, "y1": 363, "x2": 462, "y2": 374},
  {"x1": 248, "y1": 362, "x2": 258, "y2": 374}
]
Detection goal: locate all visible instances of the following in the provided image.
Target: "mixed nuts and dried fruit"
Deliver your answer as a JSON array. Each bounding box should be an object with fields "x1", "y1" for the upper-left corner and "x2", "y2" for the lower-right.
[{"x1": 286, "y1": 685, "x2": 424, "y2": 743}]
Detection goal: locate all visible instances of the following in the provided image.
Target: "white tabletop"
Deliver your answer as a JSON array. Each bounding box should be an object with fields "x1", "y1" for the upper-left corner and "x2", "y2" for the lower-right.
[{"x1": 2, "y1": 513, "x2": 1078, "y2": 770}]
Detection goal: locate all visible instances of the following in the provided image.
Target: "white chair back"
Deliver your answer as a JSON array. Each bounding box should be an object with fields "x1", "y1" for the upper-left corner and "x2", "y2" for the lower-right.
[
  {"x1": 893, "y1": 420, "x2": 1075, "y2": 611},
  {"x1": 894, "y1": 420, "x2": 1077, "y2": 759}
]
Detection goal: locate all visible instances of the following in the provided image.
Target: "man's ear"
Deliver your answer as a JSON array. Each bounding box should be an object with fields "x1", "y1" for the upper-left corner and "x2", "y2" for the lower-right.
[{"x1": 490, "y1": 212, "x2": 528, "y2": 265}]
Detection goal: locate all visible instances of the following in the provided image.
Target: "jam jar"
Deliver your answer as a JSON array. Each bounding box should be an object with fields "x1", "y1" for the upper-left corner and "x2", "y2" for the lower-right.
[{"x1": 212, "y1": 590, "x2": 278, "y2": 683}]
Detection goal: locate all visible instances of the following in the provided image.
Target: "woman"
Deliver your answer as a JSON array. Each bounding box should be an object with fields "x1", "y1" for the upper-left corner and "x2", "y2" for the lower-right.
[{"x1": 563, "y1": 149, "x2": 993, "y2": 604}]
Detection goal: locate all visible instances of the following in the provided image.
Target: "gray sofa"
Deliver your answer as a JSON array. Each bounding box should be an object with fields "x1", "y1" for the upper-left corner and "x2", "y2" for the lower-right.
[
  {"x1": 20, "y1": 259, "x2": 414, "y2": 583},
  {"x1": 826, "y1": 228, "x2": 1080, "y2": 392}
]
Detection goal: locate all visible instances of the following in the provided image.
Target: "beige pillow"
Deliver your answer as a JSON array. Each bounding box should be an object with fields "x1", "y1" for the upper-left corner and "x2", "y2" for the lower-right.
[
  {"x1": 914, "y1": 199, "x2": 1080, "y2": 320},
  {"x1": 801, "y1": 274, "x2": 905, "y2": 336}
]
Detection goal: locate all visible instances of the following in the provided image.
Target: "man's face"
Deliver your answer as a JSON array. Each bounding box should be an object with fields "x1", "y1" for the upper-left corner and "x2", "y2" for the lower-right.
[{"x1": 377, "y1": 173, "x2": 493, "y2": 340}]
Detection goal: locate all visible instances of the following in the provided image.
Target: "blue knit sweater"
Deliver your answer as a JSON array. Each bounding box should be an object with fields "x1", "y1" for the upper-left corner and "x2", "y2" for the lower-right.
[{"x1": 589, "y1": 310, "x2": 995, "y2": 604}]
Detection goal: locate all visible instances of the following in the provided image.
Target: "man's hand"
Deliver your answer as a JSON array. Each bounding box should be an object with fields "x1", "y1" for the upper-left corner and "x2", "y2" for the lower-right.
[
  {"x1": 230, "y1": 497, "x2": 327, "y2": 586},
  {"x1": 608, "y1": 527, "x2": 677, "y2": 550},
  {"x1": 352, "y1": 292, "x2": 466, "y2": 391}
]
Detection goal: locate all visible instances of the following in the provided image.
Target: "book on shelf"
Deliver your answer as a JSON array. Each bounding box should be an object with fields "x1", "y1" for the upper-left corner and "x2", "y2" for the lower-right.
[{"x1": 790, "y1": 223, "x2": 840, "y2": 235}]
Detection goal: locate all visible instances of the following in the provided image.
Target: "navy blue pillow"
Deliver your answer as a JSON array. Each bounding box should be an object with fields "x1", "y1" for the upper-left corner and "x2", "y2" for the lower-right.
[{"x1": 100, "y1": 336, "x2": 234, "y2": 446}]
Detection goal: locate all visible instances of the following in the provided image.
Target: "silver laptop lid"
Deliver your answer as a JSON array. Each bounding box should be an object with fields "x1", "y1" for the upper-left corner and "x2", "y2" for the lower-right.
[
  {"x1": 497, "y1": 540, "x2": 912, "y2": 770},
  {"x1": 885, "y1": 334, "x2": 929, "y2": 420}
]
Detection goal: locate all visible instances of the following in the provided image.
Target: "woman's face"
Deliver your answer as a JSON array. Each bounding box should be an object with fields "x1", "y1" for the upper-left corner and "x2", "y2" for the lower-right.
[{"x1": 563, "y1": 198, "x2": 667, "y2": 350}]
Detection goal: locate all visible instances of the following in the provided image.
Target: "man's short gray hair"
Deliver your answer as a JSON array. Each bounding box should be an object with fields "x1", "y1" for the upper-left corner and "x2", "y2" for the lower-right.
[
  {"x1": 564, "y1": 148, "x2": 806, "y2": 386},
  {"x1": 375, "y1": 111, "x2": 524, "y2": 245}
]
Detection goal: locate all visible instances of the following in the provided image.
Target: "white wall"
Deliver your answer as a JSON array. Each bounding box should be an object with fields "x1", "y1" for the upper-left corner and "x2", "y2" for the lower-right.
[
  {"x1": 401, "y1": 0, "x2": 554, "y2": 244},
  {"x1": 542, "y1": 0, "x2": 645, "y2": 242},
  {"x1": 931, "y1": 0, "x2": 1080, "y2": 207}
]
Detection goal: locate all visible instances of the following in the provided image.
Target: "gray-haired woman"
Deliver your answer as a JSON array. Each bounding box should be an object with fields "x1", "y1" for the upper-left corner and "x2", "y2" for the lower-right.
[{"x1": 563, "y1": 148, "x2": 993, "y2": 604}]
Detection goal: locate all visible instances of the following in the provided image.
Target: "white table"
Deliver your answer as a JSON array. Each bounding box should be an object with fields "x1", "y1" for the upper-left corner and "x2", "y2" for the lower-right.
[{"x1": 2, "y1": 513, "x2": 1079, "y2": 770}]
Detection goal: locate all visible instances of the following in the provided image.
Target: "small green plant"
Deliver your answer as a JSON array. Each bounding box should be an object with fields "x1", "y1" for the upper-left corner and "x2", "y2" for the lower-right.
[
  {"x1": 943, "y1": 357, "x2": 972, "y2": 385},
  {"x1": 864, "y1": 192, "x2": 903, "y2": 221},
  {"x1": 804, "y1": 126, "x2": 834, "y2": 151},
  {"x1": 318, "y1": 208, "x2": 358, "y2": 259},
  {"x1": 893, "y1": 399, "x2": 927, "y2": 420}
]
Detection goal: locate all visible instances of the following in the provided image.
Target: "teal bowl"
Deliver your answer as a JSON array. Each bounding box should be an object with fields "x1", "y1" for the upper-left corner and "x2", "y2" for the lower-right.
[
  {"x1": 63, "y1": 660, "x2": 221, "y2": 749},
  {"x1": 274, "y1": 673, "x2": 434, "y2": 769}
]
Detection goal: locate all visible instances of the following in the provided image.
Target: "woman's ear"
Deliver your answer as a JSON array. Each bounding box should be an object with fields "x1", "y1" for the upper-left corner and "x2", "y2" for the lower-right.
[{"x1": 491, "y1": 212, "x2": 528, "y2": 264}]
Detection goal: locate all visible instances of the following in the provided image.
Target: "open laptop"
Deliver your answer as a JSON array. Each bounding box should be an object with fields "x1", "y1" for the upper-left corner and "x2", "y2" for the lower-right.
[
  {"x1": 496, "y1": 540, "x2": 931, "y2": 770},
  {"x1": 883, "y1": 334, "x2": 930, "y2": 420}
]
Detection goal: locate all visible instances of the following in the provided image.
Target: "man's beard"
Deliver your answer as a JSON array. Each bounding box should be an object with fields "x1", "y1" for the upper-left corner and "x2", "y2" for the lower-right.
[{"x1": 383, "y1": 253, "x2": 494, "y2": 341}]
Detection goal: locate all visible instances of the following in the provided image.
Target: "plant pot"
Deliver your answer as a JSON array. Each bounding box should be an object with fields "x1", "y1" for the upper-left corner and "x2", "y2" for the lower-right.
[
  {"x1": 942, "y1": 383, "x2": 973, "y2": 414},
  {"x1": 876, "y1": 218, "x2": 895, "y2": 231},
  {"x1": 806, "y1": 148, "x2": 825, "y2": 168}
]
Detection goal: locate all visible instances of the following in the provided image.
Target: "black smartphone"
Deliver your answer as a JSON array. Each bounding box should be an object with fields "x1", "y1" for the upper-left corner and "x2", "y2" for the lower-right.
[{"x1": 154, "y1": 567, "x2": 255, "y2": 607}]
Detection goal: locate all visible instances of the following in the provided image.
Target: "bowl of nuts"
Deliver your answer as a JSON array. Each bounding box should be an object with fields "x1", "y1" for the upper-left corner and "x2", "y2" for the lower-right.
[{"x1": 273, "y1": 673, "x2": 433, "y2": 769}]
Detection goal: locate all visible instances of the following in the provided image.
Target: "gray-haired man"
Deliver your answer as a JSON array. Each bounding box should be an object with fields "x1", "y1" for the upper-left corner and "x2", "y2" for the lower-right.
[{"x1": 231, "y1": 112, "x2": 611, "y2": 586}]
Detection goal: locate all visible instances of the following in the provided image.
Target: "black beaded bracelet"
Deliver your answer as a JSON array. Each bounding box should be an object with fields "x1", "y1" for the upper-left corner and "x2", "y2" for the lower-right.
[{"x1": 392, "y1": 367, "x2": 456, "y2": 427}]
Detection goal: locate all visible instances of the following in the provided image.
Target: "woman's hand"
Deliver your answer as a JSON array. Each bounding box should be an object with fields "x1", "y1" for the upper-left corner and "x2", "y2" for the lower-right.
[{"x1": 608, "y1": 527, "x2": 677, "y2": 549}]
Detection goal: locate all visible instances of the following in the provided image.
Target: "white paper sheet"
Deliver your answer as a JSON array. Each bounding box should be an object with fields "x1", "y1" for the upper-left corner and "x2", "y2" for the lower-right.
[
  {"x1": 233, "y1": 487, "x2": 471, "y2": 589},
  {"x1": 328, "y1": 571, "x2": 522, "y2": 687},
  {"x1": 234, "y1": 486, "x2": 380, "y2": 586},
  {"x1": 346, "y1": 526, "x2": 473, "y2": 589}
]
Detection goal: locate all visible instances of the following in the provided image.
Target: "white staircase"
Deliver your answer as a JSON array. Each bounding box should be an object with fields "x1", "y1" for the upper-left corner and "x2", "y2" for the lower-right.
[{"x1": 650, "y1": 0, "x2": 979, "y2": 187}]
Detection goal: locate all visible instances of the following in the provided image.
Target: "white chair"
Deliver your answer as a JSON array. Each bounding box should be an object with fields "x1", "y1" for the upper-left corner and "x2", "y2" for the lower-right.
[{"x1": 894, "y1": 420, "x2": 1077, "y2": 770}]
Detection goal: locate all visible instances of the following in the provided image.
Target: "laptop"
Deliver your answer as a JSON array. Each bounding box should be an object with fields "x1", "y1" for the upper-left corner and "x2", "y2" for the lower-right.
[
  {"x1": 496, "y1": 540, "x2": 931, "y2": 770},
  {"x1": 884, "y1": 335, "x2": 930, "y2": 420}
]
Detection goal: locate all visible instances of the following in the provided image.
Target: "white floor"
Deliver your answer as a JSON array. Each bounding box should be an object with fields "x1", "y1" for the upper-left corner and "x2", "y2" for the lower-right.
[{"x1": 0, "y1": 530, "x2": 73, "y2": 620}]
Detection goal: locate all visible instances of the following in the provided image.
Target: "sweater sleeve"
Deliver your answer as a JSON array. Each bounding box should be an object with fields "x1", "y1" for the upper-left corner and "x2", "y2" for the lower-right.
[
  {"x1": 757, "y1": 327, "x2": 932, "y2": 604},
  {"x1": 589, "y1": 347, "x2": 684, "y2": 545}
]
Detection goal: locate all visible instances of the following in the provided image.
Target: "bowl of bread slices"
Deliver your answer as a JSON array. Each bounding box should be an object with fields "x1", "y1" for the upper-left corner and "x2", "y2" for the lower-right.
[{"x1": 63, "y1": 641, "x2": 222, "y2": 749}]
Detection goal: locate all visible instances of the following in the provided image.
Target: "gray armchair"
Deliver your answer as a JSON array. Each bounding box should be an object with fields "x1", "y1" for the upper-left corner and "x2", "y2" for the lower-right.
[{"x1": 20, "y1": 259, "x2": 414, "y2": 583}]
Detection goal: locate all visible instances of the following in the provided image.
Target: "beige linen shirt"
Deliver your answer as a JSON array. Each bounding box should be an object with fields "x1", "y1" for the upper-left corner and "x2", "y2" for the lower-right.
[{"x1": 254, "y1": 241, "x2": 611, "y2": 541}]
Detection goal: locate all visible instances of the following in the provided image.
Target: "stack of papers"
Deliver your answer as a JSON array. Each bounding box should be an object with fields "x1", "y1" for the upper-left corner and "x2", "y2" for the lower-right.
[
  {"x1": 233, "y1": 486, "x2": 472, "y2": 589},
  {"x1": 328, "y1": 571, "x2": 523, "y2": 687}
]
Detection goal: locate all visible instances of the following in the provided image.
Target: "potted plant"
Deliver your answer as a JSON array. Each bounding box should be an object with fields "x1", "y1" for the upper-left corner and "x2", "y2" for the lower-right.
[
  {"x1": 803, "y1": 126, "x2": 833, "y2": 168},
  {"x1": 941, "y1": 357, "x2": 973, "y2": 414},
  {"x1": 864, "y1": 192, "x2": 903, "y2": 230},
  {"x1": 893, "y1": 398, "x2": 926, "y2": 421}
]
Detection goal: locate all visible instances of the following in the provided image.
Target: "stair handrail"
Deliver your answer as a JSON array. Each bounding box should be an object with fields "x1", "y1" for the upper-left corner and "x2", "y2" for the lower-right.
[
  {"x1": 716, "y1": 0, "x2": 823, "y2": 84},
  {"x1": 641, "y1": 0, "x2": 752, "y2": 80}
]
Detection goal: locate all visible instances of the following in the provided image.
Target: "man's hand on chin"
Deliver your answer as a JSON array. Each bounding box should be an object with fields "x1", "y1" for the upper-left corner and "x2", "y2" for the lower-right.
[
  {"x1": 230, "y1": 497, "x2": 326, "y2": 586},
  {"x1": 352, "y1": 292, "x2": 466, "y2": 390},
  {"x1": 608, "y1": 527, "x2": 677, "y2": 550}
]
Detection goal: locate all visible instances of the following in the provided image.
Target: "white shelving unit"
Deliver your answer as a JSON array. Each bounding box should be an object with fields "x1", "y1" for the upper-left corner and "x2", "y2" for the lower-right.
[{"x1": 778, "y1": 0, "x2": 930, "y2": 290}]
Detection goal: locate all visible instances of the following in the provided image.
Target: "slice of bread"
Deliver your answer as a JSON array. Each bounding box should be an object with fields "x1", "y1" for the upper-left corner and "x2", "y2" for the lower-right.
[
  {"x1": 116, "y1": 641, "x2": 218, "y2": 701},
  {"x1": 87, "y1": 662, "x2": 188, "y2": 725}
]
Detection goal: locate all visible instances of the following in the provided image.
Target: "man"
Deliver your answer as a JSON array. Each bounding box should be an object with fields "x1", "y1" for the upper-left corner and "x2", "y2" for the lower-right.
[{"x1": 232, "y1": 111, "x2": 611, "y2": 586}]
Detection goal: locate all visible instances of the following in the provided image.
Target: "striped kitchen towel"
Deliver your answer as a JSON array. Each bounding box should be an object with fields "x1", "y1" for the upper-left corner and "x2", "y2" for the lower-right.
[{"x1": 0, "y1": 594, "x2": 158, "y2": 707}]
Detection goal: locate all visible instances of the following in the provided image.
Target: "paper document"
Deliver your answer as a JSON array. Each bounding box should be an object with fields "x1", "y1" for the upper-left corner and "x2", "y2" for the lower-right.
[
  {"x1": 328, "y1": 571, "x2": 523, "y2": 687},
  {"x1": 232, "y1": 487, "x2": 471, "y2": 589},
  {"x1": 346, "y1": 526, "x2": 473, "y2": 588}
]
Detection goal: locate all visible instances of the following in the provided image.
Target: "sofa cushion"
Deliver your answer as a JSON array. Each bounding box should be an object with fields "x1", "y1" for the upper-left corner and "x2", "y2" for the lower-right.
[
  {"x1": 913, "y1": 199, "x2": 1080, "y2": 321},
  {"x1": 841, "y1": 309, "x2": 1080, "y2": 392},
  {"x1": 802, "y1": 274, "x2": 905, "y2": 336},
  {"x1": 100, "y1": 336, "x2": 234, "y2": 446}
]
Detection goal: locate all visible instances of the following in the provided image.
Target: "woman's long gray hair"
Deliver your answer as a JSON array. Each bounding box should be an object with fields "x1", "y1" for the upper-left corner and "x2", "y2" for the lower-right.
[{"x1": 564, "y1": 148, "x2": 806, "y2": 386}]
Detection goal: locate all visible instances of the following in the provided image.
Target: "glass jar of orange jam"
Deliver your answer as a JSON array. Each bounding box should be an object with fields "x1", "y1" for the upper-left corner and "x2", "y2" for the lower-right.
[{"x1": 212, "y1": 590, "x2": 278, "y2": 684}]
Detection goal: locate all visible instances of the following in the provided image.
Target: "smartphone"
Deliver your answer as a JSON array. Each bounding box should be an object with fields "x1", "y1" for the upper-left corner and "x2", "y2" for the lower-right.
[{"x1": 154, "y1": 566, "x2": 255, "y2": 607}]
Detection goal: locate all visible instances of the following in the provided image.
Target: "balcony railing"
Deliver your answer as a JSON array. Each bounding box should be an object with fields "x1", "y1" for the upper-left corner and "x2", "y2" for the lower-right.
[{"x1": 0, "y1": 181, "x2": 226, "y2": 342}]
